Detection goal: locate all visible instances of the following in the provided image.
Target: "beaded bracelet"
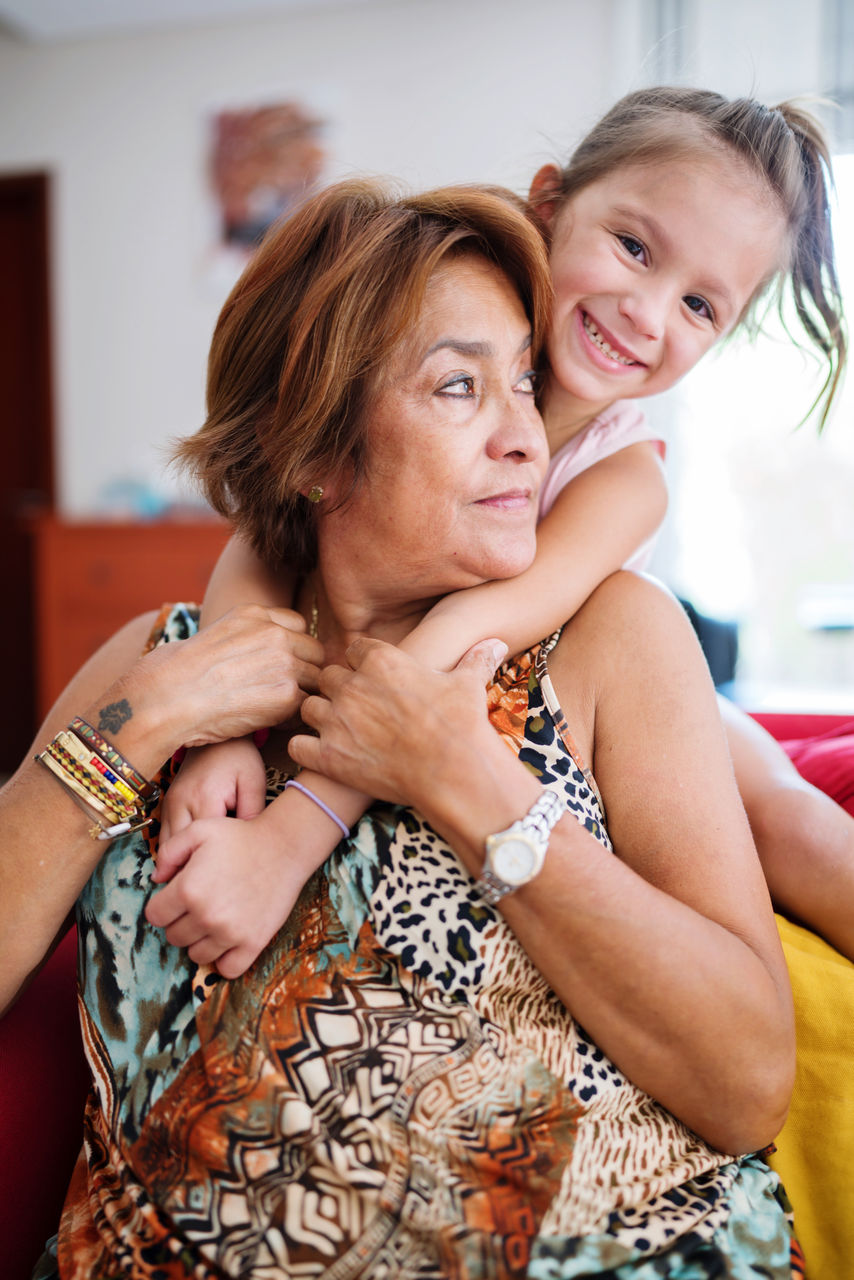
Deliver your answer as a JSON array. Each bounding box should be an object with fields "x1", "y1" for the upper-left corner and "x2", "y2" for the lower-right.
[
  {"x1": 58, "y1": 730, "x2": 140, "y2": 807},
  {"x1": 69, "y1": 717, "x2": 159, "y2": 801},
  {"x1": 35, "y1": 719, "x2": 159, "y2": 841},
  {"x1": 34, "y1": 751, "x2": 151, "y2": 840},
  {"x1": 47, "y1": 734, "x2": 136, "y2": 817}
]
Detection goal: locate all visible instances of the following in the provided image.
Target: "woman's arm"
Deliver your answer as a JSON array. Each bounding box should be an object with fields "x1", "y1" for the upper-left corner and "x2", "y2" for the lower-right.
[
  {"x1": 291, "y1": 574, "x2": 794, "y2": 1155},
  {"x1": 401, "y1": 441, "x2": 666, "y2": 668},
  {"x1": 0, "y1": 604, "x2": 323, "y2": 1015}
]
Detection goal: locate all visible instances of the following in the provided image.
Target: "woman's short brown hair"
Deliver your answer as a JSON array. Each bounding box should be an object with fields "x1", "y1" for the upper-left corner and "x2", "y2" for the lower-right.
[{"x1": 175, "y1": 179, "x2": 552, "y2": 573}]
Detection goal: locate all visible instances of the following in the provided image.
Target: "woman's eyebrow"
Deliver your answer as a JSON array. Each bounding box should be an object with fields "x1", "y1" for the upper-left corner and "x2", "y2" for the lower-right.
[{"x1": 424, "y1": 334, "x2": 533, "y2": 360}]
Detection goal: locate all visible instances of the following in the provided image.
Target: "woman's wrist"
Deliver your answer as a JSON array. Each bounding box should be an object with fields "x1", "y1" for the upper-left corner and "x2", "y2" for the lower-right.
[
  {"x1": 406, "y1": 725, "x2": 541, "y2": 875},
  {"x1": 77, "y1": 656, "x2": 188, "y2": 780}
]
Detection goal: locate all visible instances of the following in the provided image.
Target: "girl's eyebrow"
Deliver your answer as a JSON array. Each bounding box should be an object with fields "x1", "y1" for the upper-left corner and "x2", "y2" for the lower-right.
[{"x1": 611, "y1": 203, "x2": 735, "y2": 314}]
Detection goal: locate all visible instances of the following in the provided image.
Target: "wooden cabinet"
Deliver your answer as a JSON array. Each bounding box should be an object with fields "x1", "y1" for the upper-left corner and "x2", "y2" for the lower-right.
[{"x1": 33, "y1": 516, "x2": 230, "y2": 717}]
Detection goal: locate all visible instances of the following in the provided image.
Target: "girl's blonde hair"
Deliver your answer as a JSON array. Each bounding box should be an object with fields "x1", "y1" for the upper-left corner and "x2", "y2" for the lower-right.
[{"x1": 532, "y1": 86, "x2": 847, "y2": 429}]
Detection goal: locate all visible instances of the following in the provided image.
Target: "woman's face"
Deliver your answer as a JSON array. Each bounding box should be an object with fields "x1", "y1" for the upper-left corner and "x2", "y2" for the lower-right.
[
  {"x1": 534, "y1": 154, "x2": 786, "y2": 433},
  {"x1": 320, "y1": 254, "x2": 547, "y2": 608}
]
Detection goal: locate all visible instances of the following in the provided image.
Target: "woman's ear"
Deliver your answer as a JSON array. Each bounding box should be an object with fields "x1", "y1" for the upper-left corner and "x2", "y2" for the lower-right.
[{"x1": 528, "y1": 164, "x2": 563, "y2": 234}]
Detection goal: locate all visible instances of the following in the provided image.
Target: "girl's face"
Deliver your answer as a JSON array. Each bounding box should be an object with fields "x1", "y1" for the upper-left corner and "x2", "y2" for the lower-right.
[{"x1": 534, "y1": 153, "x2": 786, "y2": 436}]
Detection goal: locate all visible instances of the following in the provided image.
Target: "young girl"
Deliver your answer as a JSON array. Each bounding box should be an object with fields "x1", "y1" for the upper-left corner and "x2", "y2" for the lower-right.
[{"x1": 147, "y1": 85, "x2": 851, "y2": 979}]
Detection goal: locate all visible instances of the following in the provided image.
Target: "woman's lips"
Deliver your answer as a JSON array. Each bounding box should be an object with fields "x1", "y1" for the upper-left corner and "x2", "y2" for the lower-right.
[{"x1": 476, "y1": 488, "x2": 533, "y2": 510}]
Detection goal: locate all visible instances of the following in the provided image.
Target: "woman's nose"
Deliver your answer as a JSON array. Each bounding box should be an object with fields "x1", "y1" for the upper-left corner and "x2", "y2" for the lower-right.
[{"x1": 487, "y1": 395, "x2": 548, "y2": 466}]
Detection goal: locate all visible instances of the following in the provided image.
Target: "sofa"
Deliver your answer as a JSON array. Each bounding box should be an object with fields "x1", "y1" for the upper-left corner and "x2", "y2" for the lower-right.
[{"x1": 2, "y1": 709, "x2": 853, "y2": 1280}]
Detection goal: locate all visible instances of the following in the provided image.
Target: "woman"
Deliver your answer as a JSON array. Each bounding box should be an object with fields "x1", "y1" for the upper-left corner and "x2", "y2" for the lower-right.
[{"x1": 1, "y1": 180, "x2": 794, "y2": 1278}]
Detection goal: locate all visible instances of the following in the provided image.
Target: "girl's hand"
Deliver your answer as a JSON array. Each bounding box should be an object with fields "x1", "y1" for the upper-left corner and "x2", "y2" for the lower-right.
[
  {"x1": 290, "y1": 636, "x2": 507, "y2": 809},
  {"x1": 145, "y1": 809, "x2": 310, "y2": 979},
  {"x1": 157, "y1": 739, "x2": 268, "y2": 846}
]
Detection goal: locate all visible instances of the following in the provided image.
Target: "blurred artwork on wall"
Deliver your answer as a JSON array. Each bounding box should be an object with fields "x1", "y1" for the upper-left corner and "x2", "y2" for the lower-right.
[{"x1": 209, "y1": 100, "x2": 328, "y2": 252}]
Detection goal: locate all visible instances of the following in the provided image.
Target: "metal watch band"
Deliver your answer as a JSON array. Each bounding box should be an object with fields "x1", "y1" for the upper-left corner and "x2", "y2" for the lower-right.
[
  {"x1": 476, "y1": 866, "x2": 515, "y2": 906},
  {"x1": 473, "y1": 788, "x2": 565, "y2": 905}
]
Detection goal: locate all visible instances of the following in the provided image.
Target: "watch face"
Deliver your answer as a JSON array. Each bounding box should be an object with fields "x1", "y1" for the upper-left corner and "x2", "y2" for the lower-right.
[{"x1": 492, "y1": 835, "x2": 537, "y2": 885}]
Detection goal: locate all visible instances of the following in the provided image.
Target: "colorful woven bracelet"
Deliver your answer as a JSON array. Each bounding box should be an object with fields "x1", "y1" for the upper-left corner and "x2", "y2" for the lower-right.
[
  {"x1": 46, "y1": 737, "x2": 136, "y2": 820},
  {"x1": 69, "y1": 717, "x2": 158, "y2": 801},
  {"x1": 35, "y1": 751, "x2": 153, "y2": 841},
  {"x1": 54, "y1": 730, "x2": 140, "y2": 808}
]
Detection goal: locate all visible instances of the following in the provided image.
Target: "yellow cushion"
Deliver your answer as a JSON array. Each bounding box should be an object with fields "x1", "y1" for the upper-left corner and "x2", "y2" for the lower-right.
[{"x1": 769, "y1": 914, "x2": 854, "y2": 1279}]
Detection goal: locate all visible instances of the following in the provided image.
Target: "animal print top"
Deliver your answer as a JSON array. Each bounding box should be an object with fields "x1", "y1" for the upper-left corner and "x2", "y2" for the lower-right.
[{"x1": 55, "y1": 604, "x2": 793, "y2": 1279}]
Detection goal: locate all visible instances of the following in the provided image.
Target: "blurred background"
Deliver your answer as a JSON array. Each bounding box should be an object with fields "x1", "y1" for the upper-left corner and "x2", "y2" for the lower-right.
[{"x1": 0, "y1": 0, "x2": 852, "y2": 772}]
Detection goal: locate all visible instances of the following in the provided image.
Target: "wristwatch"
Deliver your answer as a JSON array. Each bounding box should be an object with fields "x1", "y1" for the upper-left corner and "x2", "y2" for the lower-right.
[{"x1": 474, "y1": 789, "x2": 565, "y2": 906}]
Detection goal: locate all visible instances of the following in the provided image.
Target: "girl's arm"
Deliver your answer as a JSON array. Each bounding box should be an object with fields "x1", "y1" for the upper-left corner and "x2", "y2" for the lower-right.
[
  {"x1": 402, "y1": 441, "x2": 667, "y2": 668},
  {"x1": 200, "y1": 533, "x2": 292, "y2": 624},
  {"x1": 158, "y1": 534, "x2": 314, "y2": 840}
]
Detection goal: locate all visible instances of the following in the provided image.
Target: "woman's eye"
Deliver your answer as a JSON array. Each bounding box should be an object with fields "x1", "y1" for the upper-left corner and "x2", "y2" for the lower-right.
[
  {"x1": 515, "y1": 371, "x2": 539, "y2": 395},
  {"x1": 684, "y1": 294, "x2": 714, "y2": 321},
  {"x1": 439, "y1": 374, "x2": 476, "y2": 397},
  {"x1": 618, "y1": 234, "x2": 646, "y2": 262}
]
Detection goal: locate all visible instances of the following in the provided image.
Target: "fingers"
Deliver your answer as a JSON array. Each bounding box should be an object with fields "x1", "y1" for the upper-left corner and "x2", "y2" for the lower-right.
[
  {"x1": 233, "y1": 770, "x2": 268, "y2": 821},
  {"x1": 157, "y1": 798, "x2": 193, "y2": 847},
  {"x1": 149, "y1": 830, "x2": 195, "y2": 886},
  {"x1": 343, "y1": 634, "x2": 387, "y2": 670},
  {"x1": 288, "y1": 731, "x2": 321, "y2": 773},
  {"x1": 454, "y1": 638, "x2": 509, "y2": 683}
]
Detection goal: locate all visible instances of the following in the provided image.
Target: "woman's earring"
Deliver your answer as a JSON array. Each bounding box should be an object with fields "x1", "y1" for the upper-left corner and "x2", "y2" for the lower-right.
[{"x1": 308, "y1": 485, "x2": 324, "y2": 504}]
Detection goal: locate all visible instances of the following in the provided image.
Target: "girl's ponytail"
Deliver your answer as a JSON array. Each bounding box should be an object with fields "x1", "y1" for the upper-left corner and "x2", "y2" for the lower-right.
[{"x1": 775, "y1": 101, "x2": 846, "y2": 430}]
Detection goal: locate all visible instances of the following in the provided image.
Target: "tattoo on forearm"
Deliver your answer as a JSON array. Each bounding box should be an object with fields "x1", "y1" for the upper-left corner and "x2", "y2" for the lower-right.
[{"x1": 97, "y1": 700, "x2": 133, "y2": 735}]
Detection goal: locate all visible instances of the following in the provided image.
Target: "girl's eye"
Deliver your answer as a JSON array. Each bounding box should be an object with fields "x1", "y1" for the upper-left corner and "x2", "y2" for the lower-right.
[
  {"x1": 618, "y1": 234, "x2": 646, "y2": 263},
  {"x1": 439, "y1": 374, "x2": 476, "y2": 397},
  {"x1": 515, "y1": 370, "x2": 539, "y2": 395},
  {"x1": 684, "y1": 294, "x2": 714, "y2": 321}
]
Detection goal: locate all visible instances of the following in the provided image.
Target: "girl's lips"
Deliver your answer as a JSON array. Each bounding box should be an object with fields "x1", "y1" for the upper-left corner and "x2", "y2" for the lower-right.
[{"x1": 578, "y1": 309, "x2": 645, "y2": 369}]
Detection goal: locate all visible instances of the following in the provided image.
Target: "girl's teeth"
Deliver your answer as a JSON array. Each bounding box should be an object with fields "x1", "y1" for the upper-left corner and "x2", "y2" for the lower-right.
[{"x1": 583, "y1": 315, "x2": 635, "y2": 365}]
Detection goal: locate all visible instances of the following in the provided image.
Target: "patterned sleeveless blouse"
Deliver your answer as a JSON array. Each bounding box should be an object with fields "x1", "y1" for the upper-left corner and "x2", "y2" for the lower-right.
[{"x1": 52, "y1": 605, "x2": 794, "y2": 1279}]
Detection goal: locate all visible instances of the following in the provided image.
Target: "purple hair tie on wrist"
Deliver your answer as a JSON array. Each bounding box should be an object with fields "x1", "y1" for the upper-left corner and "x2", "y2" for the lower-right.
[{"x1": 284, "y1": 779, "x2": 349, "y2": 838}]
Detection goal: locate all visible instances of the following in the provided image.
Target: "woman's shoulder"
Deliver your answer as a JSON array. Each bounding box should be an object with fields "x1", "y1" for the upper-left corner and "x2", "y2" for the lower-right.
[
  {"x1": 547, "y1": 573, "x2": 698, "y2": 736},
  {"x1": 557, "y1": 571, "x2": 686, "y2": 662}
]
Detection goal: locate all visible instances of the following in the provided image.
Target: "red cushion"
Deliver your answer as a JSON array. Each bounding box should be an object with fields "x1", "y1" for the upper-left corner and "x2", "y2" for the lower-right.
[
  {"x1": 0, "y1": 929, "x2": 89, "y2": 1280},
  {"x1": 779, "y1": 719, "x2": 854, "y2": 817}
]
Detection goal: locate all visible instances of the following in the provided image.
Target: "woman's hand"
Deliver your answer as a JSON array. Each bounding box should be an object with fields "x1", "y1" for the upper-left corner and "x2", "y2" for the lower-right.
[
  {"x1": 135, "y1": 605, "x2": 324, "y2": 756},
  {"x1": 290, "y1": 636, "x2": 508, "y2": 808}
]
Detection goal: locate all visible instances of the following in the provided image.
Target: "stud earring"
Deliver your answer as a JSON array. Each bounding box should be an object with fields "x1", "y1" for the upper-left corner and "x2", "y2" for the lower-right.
[{"x1": 307, "y1": 486, "x2": 324, "y2": 504}]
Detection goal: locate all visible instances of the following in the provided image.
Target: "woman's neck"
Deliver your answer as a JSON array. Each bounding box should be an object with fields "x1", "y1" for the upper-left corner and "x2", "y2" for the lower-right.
[{"x1": 300, "y1": 576, "x2": 438, "y2": 665}]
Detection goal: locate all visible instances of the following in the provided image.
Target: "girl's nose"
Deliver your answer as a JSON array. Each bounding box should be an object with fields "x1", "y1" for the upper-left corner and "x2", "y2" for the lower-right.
[{"x1": 618, "y1": 286, "x2": 669, "y2": 341}]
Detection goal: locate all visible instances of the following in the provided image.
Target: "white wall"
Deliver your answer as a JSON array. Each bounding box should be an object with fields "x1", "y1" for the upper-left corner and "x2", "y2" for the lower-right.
[{"x1": 0, "y1": 0, "x2": 833, "y2": 515}]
